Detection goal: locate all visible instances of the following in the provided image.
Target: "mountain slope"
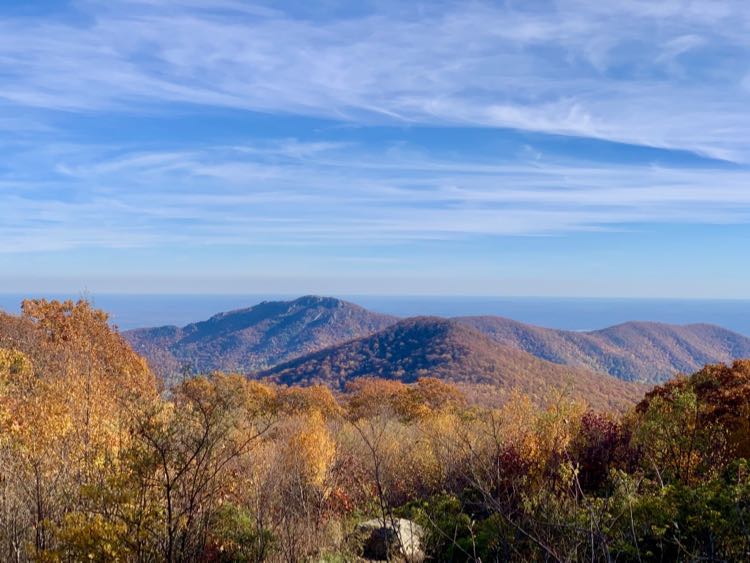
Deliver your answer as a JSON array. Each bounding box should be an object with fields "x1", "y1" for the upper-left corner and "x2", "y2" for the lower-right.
[
  {"x1": 455, "y1": 316, "x2": 750, "y2": 383},
  {"x1": 258, "y1": 317, "x2": 645, "y2": 411},
  {"x1": 124, "y1": 295, "x2": 750, "y2": 385},
  {"x1": 124, "y1": 296, "x2": 397, "y2": 376}
]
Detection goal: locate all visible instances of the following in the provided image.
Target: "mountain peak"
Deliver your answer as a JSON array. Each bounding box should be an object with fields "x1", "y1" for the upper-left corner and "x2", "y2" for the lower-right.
[
  {"x1": 291, "y1": 295, "x2": 346, "y2": 307},
  {"x1": 124, "y1": 296, "x2": 397, "y2": 378}
]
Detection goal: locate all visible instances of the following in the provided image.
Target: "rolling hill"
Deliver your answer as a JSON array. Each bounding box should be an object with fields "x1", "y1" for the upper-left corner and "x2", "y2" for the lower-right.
[
  {"x1": 124, "y1": 296, "x2": 397, "y2": 377},
  {"x1": 123, "y1": 296, "x2": 750, "y2": 385},
  {"x1": 258, "y1": 317, "x2": 646, "y2": 411},
  {"x1": 456, "y1": 316, "x2": 750, "y2": 383}
]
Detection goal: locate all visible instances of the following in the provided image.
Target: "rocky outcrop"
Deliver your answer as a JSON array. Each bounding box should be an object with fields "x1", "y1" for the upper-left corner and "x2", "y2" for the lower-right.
[{"x1": 356, "y1": 517, "x2": 424, "y2": 562}]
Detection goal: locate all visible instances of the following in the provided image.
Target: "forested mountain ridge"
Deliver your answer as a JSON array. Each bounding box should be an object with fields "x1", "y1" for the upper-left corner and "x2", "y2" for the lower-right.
[
  {"x1": 456, "y1": 316, "x2": 750, "y2": 383},
  {"x1": 123, "y1": 295, "x2": 750, "y2": 384},
  {"x1": 258, "y1": 316, "x2": 645, "y2": 411},
  {"x1": 124, "y1": 295, "x2": 397, "y2": 376}
]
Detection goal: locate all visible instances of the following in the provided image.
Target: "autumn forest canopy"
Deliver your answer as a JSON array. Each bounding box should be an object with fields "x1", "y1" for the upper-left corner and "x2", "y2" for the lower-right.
[{"x1": 1, "y1": 299, "x2": 750, "y2": 562}]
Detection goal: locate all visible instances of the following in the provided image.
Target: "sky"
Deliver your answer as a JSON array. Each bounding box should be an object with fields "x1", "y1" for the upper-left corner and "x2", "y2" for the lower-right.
[{"x1": 1, "y1": 0, "x2": 750, "y2": 297}]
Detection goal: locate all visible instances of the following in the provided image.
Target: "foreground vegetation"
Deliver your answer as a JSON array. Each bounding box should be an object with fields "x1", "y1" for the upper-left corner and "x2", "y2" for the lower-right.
[{"x1": 2, "y1": 300, "x2": 750, "y2": 561}]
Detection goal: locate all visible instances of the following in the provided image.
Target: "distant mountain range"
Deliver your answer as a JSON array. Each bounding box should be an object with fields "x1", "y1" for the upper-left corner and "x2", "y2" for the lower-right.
[
  {"x1": 125, "y1": 296, "x2": 750, "y2": 387},
  {"x1": 455, "y1": 316, "x2": 750, "y2": 383},
  {"x1": 124, "y1": 296, "x2": 396, "y2": 376},
  {"x1": 259, "y1": 316, "x2": 644, "y2": 411}
]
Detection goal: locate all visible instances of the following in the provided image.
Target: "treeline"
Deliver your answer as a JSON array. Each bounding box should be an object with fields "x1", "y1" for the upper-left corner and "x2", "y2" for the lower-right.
[{"x1": 1, "y1": 300, "x2": 750, "y2": 561}]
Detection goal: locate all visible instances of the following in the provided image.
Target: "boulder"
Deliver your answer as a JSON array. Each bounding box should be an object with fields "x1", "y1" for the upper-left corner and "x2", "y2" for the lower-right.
[{"x1": 356, "y1": 517, "x2": 425, "y2": 562}]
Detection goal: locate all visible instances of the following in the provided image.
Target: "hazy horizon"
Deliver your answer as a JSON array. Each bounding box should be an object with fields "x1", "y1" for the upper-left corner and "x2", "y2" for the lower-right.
[{"x1": 4, "y1": 292, "x2": 750, "y2": 335}]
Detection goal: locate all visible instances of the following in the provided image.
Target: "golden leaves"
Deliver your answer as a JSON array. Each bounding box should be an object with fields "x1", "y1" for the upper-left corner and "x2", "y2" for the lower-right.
[{"x1": 281, "y1": 410, "x2": 336, "y2": 488}]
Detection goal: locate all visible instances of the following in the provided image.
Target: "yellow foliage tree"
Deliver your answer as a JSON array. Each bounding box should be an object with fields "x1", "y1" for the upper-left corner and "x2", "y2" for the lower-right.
[{"x1": 283, "y1": 410, "x2": 336, "y2": 488}]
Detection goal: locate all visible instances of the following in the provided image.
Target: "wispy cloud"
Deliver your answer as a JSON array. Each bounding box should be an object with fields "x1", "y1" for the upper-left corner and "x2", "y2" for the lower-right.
[
  {"x1": 0, "y1": 1, "x2": 749, "y2": 159},
  {"x1": 2, "y1": 138, "x2": 750, "y2": 253}
]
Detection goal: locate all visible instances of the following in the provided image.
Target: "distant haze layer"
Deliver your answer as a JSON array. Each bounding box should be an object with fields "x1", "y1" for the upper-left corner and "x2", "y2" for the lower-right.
[{"x1": 2, "y1": 294, "x2": 750, "y2": 336}]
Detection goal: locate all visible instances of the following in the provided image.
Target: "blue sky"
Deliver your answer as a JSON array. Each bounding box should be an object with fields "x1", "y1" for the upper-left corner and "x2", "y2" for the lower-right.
[{"x1": 1, "y1": 0, "x2": 750, "y2": 297}]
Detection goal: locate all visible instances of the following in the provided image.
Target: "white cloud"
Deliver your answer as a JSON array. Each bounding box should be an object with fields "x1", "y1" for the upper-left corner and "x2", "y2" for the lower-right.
[
  {"x1": 657, "y1": 34, "x2": 706, "y2": 63},
  {"x1": 0, "y1": 1, "x2": 748, "y2": 159},
  {"x1": 2, "y1": 139, "x2": 750, "y2": 252}
]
